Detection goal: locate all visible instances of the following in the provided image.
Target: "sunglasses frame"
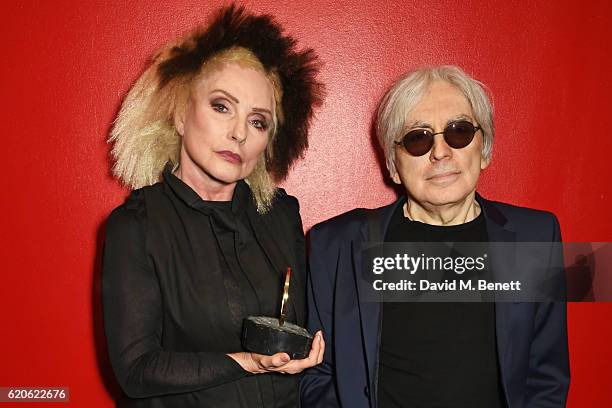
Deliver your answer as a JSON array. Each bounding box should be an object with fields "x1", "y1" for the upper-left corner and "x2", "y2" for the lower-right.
[{"x1": 394, "y1": 120, "x2": 482, "y2": 157}]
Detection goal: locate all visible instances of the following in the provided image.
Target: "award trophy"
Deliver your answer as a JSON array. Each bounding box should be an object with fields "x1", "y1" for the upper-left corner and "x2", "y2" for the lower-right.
[{"x1": 241, "y1": 267, "x2": 313, "y2": 359}]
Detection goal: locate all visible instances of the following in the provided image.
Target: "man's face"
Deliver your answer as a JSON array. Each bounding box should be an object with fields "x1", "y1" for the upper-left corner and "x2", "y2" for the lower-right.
[{"x1": 392, "y1": 80, "x2": 489, "y2": 207}]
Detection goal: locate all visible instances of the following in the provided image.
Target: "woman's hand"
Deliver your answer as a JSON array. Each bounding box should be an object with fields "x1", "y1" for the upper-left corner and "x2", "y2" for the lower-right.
[{"x1": 228, "y1": 330, "x2": 325, "y2": 374}]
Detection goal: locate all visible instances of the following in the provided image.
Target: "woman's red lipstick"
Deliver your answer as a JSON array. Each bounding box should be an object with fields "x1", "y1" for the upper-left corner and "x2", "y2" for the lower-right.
[{"x1": 217, "y1": 150, "x2": 242, "y2": 164}]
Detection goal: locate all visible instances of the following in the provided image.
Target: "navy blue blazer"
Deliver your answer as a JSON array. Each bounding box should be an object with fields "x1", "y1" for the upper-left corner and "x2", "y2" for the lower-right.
[{"x1": 300, "y1": 194, "x2": 569, "y2": 408}]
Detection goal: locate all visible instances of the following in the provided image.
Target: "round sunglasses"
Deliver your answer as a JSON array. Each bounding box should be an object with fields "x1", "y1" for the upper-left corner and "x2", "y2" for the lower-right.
[{"x1": 394, "y1": 120, "x2": 482, "y2": 156}]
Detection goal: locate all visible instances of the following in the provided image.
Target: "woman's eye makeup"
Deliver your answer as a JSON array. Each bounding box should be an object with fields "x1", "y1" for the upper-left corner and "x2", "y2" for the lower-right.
[
  {"x1": 210, "y1": 99, "x2": 229, "y2": 113},
  {"x1": 209, "y1": 96, "x2": 270, "y2": 131},
  {"x1": 250, "y1": 117, "x2": 269, "y2": 131}
]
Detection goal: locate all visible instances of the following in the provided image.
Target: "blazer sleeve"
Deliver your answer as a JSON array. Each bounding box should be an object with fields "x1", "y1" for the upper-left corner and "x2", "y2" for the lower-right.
[
  {"x1": 102, "y1": 203, "x2": 246, "y2": 399},
  {"x1": 300, "y1": 225, "x2": 341, "y2": 407},
  {"x1": 524, "y1": 213, "x2": 570, "y2": 407}
]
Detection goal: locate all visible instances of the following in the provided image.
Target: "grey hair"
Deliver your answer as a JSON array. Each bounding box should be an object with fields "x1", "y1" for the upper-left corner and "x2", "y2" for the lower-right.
[{"x1": 376, "y1": 65, "x2": 494, "y2": 178}]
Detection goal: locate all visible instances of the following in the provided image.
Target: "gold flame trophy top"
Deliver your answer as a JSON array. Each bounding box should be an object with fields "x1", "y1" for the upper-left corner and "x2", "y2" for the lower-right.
[{"x1": 279, "y1": 267, "x2": 291, "y2": 327}]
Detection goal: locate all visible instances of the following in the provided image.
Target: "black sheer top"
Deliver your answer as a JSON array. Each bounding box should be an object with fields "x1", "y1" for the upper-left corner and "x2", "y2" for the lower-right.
[{"x1": 103, "y1": 169, "x2": 306, "y2": 407}]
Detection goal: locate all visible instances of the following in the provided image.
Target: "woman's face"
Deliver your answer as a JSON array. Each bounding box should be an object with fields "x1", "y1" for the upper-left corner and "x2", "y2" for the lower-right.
[
  {"x1": 175, "y1": 62, "x2": 274, "y2": 189},
  {"x1": 392, "y1": 80, "x2": 489, "y2": 208}
]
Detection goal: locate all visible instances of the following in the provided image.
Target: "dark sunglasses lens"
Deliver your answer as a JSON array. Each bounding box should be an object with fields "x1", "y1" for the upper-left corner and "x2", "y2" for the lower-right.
[
  {"x1": 445, "y1": 121, "x2": 476, "y2": 149},
  {"x1": 403, "y1": 130, "x2": 433, "y2": 156}
]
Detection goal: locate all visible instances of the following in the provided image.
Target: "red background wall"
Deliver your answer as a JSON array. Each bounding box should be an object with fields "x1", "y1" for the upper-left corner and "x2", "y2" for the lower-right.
[{"x1": 1, "y1": 0, "x2": 611, "y2": 406}]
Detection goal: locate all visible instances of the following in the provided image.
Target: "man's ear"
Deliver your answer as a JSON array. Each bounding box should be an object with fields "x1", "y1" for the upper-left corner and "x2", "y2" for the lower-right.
[
  {"x1": 480, "y1": 154, "x2": 490, "y2": 170},
  {"x1": 390, "y1": 163, "x2": 402, "y2": 185}
]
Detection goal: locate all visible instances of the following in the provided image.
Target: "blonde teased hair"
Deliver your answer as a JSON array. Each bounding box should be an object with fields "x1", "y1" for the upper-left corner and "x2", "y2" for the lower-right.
[{"x1": 109, "y1": 45, "x2": 283, "y2": 213}]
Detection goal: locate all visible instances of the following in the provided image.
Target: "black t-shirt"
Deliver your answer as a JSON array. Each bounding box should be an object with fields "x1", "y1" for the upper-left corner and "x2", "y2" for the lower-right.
[{"x1": 377, "y1": 203, "x2": 505, "y2": 408}]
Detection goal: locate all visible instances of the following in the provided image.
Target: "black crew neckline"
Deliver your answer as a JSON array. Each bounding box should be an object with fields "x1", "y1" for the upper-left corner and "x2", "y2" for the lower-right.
[{"x1": 401, "y1": 206, "x2": 485, "y2": 232}]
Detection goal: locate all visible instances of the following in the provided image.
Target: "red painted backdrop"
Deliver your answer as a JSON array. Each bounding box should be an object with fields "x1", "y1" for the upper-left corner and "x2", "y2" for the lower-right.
[{"x1": 1, "y1": 0, "x2": 611, "y2": 406}]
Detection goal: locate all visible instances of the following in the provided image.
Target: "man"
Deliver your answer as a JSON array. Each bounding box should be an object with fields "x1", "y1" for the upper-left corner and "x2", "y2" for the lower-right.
[{"x1": 300, "y1": 66, "x2": 569, "y2": 408}]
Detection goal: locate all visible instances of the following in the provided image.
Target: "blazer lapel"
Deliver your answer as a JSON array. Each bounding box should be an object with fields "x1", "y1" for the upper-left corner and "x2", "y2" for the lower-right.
[
  {"x1": 352, "y1": 236, "x2": 379, "y2": 391},
  {"x1": 476, "y1": 193, "x2": 517, "y2": 388},
  {"x1": 353, "y1": 198, "x2": 405, "y2": 397}
]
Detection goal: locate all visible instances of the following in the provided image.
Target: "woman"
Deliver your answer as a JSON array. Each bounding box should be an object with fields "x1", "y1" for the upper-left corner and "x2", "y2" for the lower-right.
[
  {"x1": 301, "y1": 66, "x2": 568, "y2": 407},
  {"x1": 103, "y1": 6, "x2": 325, "y2": 407}
]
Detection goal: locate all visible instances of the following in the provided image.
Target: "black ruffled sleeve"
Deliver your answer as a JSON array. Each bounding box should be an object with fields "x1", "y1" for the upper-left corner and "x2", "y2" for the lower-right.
[
  {"x1": 279, "y1": 191, "x2": 307, "y2": 286},
  {"x1": 102, "y1": 193, "x2": 247, "y2": 399}
]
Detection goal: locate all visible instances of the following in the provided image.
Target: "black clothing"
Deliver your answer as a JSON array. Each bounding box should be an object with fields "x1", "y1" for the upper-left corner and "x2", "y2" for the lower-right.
[
  {"x1": 103, "y1": 169, "x2": 306, "y2": 407},
  {"x1": 301, "y1": 193, "x2": 569, "y2": 408},
  {"x1": 378, "y1": 205, "x2": 504, "y2": 408}
]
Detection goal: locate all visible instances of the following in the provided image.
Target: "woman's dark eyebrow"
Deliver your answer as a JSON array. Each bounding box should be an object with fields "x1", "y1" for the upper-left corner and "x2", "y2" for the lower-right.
[
  {"x1": 252, "y1": 107, "x2": 273, "y2": 116},
  {"x1": 210, "y1": 89, "x2": 272, "y2": 116},
  {"x1": 210, "y1": 89, "x2": 239, "y2": 104}
]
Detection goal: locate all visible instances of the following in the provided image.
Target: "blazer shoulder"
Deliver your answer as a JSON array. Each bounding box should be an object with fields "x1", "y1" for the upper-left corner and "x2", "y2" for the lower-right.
[
  {"x1": 486, "y1": 198, "x2": 558, "y2": 225},
  {"x1": 312, "y1": 200, "x2": 399, "y2": 238},
  {"x1": 482, "y1": 197, "x2": 561, "y2": 241},
  {"x1": 310, "y1": 204, "x2": 392, "y2": 240}
]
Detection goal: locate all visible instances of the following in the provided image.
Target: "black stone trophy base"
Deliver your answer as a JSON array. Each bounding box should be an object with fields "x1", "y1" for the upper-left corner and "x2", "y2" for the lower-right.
[{"x1": 242, "y1": 316, "x2": 313, "y2": 360}]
